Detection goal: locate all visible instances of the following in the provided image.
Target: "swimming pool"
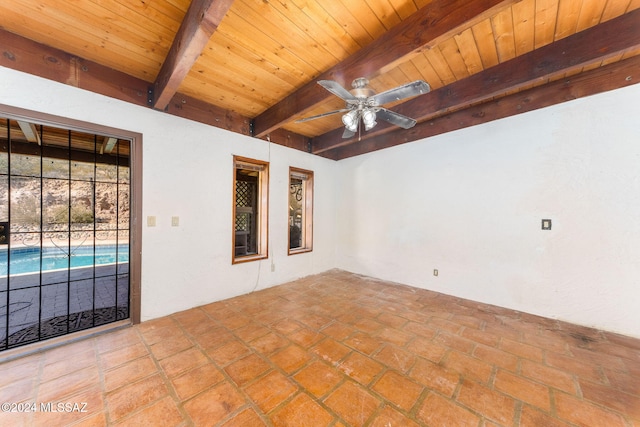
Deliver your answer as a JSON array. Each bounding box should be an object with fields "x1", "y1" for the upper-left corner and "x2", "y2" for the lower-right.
[{"x1": 0, "y1": 244, "x2": 129, "y2": 276}]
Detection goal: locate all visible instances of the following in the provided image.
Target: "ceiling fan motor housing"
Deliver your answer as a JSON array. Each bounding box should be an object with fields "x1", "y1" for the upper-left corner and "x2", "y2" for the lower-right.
[
  {"x1": 351, "y1": 77, "x2": 369, "y2": 88},
  {"x1": 350, "y1": 78, "x2": 376, "y2": 102}
]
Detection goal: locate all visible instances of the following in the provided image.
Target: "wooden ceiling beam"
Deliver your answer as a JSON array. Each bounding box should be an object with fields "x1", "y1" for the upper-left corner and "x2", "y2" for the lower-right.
[
  {"x1": 313, "y1": 8, "x2": 640, "y2": 155},
  {"x1": 0, "y1": 27, "x2": 248, "y2": 133},
  {"x1": 0, "y1": 27, "x2": 309, "y2": 152},
  {"x1": 324, "y1": 54, "x2": 640, "y2": 160},
  {"x1": 100, "y1": 136, "x2": 118, "y2": 155},
  {"x1": 17, "y1": 121, "x2": 41, "y2": 145},
  {"x1": 251, "y1": 0, "x2": 517, "y2": 138},
  {"x1": 152, "y1": 0, "x2": 234, "y2": 110},
  {"x1": 164, "y1": 92, "x2": 251, "y2": 135},
  {"x1": 254, "y1": 128, "x2": 311, "y2": 153},
  {"x1": 0, "y1": 28, "x2": 150, "y2": 107}
]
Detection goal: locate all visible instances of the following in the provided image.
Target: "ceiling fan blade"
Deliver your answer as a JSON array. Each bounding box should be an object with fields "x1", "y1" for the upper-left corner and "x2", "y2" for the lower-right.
[
  {"x1": 368, "y1": 80, "x2": 430, "y2": 106},
  {"x1": 342, "y1": 128, "x2": 356, "y2": 139},
  {"x1": 317, "y1": 80, "x2": 357, "y2": 101},
  {"x1": 295, "y1": 108, "x2": 350, "y2": 123},
  {"x1": 377, "y1": 108, "x2": 417, "y2": 129}
]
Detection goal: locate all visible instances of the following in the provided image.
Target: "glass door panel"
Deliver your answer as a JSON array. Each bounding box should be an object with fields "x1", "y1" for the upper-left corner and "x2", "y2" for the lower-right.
[{"x1": 0, "y1": 117, "x2": 131, "y2": 351}]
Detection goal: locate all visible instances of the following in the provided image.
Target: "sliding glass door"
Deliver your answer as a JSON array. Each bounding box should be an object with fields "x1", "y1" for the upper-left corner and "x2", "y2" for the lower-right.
[{"x1": 0, "y1": 117, "x2": 131, "y2": 351}]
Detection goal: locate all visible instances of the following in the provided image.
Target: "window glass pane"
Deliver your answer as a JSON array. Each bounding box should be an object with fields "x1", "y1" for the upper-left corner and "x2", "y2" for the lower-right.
[
  {"x1": 288, "y1": 168, "x2": 313, "y2": 254},
  {"x1": 9, "y1": 120, "x2": 41, "y2": 178},
  {"x1": 71, "y1": 161, "x2": 94, "y2": 181},
  {"x1": 8, "y1": 287, "x2": 42, "y2": 346},
  {"x1": 116, "y1": 274, "x2": 130, "y2": 320},
  {"x1": 10, "y1": 176, "x2": 41, "y2": 232},
  {"x1": 40, "y1": 283, "x2": 69, "y2": 339},
  {"x1": 0, "y1": 176, "x2": 7, "y2": 223},
  {"x1": 42, "y1": 127, "x2": 71, "y2": 179},
  {"x1": 9, "y1": 234, "x2": 41, "y2": 279},
  {"x1": 69, "y1": 279, "x2": 94, "y2": 317},
  {"x1": 235, "y1": 169, "x2": 258, "y2": 256},
  {"x1": 233, "y1": 157, "x2": 268, "y2": 263},
  {"x1": 118, "y1": 164, "x2": 130, "y2": 184},
  {"x1": 41, "y1": 232, "x2": 68, "y2": 284},
  {"x1": 117, "y1": 229, "x2": 130, "y2": 274},
  {"x1": 96, "y1": 162, "x2": 118, "y2": 183},
  {"x1": 95, "y1": 182, "x2": 118, "y2": 230},
  {"x1": 96, "y1": 230, "x2": 117, "y2": 245},
  {"x1": 289, "y1": 177, "x2": 304, "y2": 250},
  {"x1": 70, "y1": 181, "x2": 94, "y2": 231},
  {"x1": 0, "y1": 172, "x2": 6, "y2": 284},
  {"x1": 116, "y1": 139, "x2": 131, "y2": 182},
  {"x1": 118, "y1": 183, "x2": 130, "y2": 229},
  {"x1": 42, "y1": 157, "x2": 69, "y2": 179},
  {"x1": 0, "y1": 120, "x2": 6, "y2": 172},
  {"x1": 69, "y1": 130, "x2": 96, "y2": 182},
  {"x1": 42, "y1": 178, "x2": 70, "y2": 232},
  {"x1": 10, "y1": 153, "x2": 40, "y2": 178}
]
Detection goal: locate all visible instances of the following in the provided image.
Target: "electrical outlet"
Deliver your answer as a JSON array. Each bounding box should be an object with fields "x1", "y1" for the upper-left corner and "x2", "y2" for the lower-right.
[{"x1": 433, "y1": 269, "x2": 438, "y2": 277}]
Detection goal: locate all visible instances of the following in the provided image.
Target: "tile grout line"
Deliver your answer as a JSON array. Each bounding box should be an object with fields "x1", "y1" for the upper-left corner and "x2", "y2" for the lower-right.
[
  {"x1": 171, "y1": 313, "x2": 262, "y2": 426},
  {"x1": 133, "y1": 319, "x2": 196, "y2": 426}
]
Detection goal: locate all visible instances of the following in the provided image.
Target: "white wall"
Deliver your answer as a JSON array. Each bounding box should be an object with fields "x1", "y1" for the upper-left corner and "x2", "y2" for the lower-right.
[
  {"x1": 3, "y1": 65, "x2": 639, "y2": 338},
  {"x1": 336, "y1": 84, "x2": 640, "y2": 338},
  {"x1": 0, "y1": 66, "x2": 338, "y2": 321}
]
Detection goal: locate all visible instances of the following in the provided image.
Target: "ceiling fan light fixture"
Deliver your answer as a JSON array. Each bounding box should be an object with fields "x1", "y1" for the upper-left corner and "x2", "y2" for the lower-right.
[
  {"x1": 362, "y1": 108, "x2": 377, "y2": 131},
  {"x1": 301, "y1": 78, "x2": 430, "y2": 138},
  {"x1": 342, "y1": 110, "x2": 359, "y2": 132}
]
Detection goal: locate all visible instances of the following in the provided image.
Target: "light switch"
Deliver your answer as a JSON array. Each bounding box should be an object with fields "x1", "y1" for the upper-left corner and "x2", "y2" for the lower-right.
[
  {"x1": 541, "y1": 219, "x2": 552, "y2": 230},
  {"x1": 147, "y1": 216, "x2": 156, "y2": 227},
  {"x1": 171, "y1": 216, "x2": 179, "y2": 227}
]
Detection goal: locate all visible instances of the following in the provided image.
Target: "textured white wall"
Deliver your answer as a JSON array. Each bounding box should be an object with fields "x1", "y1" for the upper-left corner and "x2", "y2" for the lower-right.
[
  {"x1": 0, "y1": 66, "x2": 338, "y2": 321},
  {"x1": 3, "y1": 65, "x2": 639, "y2": 337},
  {"x1": 335, "y1": 84, "x2": 640, "y2": 338}
]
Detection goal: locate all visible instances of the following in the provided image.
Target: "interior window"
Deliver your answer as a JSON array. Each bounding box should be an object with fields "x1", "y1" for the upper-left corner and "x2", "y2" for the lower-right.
[
  {"x1": 233, "y1": 156, "x2": 268, "y2": 263},
  {"x1": 288, "y1": 167, "x2": 313, "y2": 254}
]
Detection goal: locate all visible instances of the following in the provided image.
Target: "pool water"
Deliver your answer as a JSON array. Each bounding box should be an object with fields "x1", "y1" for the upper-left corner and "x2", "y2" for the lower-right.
[{"x1": 0, "y1": 245, "x2": 129, "y2": 276}]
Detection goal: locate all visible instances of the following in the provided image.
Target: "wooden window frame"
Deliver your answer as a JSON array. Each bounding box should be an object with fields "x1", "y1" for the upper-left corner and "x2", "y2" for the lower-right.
[
  {"x1": 232, "y1": 156, "x2": 269, "y2": 264},
  {"x1": 288, "y1": 167, "x2": 313, "y2": 255}
]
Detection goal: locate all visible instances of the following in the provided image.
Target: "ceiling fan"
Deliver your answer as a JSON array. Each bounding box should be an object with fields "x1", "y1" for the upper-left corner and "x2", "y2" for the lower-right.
[{"x1": 296, "y1": 77, "x2": 430, "y2": 138}]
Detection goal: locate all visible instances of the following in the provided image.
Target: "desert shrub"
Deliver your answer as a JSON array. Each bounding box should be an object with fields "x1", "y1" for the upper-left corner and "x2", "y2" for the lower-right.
[{"x1": 50, "y1": 205, "x2": 94, "y2": 224}]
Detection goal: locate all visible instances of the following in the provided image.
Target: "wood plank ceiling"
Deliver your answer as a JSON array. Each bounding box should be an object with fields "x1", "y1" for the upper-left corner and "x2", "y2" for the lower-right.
[{"x1": 1, "y1": 0, "x2": 639, "y2": 160}]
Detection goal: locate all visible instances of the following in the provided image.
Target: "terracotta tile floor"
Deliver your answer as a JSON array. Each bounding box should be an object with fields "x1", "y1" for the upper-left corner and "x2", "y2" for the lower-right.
[{"x1": 0, "y1": 269, "x2": 639, "y2": 426}]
